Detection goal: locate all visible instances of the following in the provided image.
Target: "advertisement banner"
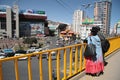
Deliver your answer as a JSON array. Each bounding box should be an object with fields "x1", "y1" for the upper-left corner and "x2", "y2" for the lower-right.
[
  {"x1": 82, "y1": 18, "x2": 94, "y2": 24},
  {"x1": 19, "y1": 9, "x2": 45, "y2": 15},
  {"x1": 30, "y1": 23, "x2": 44, "y2": 36}
]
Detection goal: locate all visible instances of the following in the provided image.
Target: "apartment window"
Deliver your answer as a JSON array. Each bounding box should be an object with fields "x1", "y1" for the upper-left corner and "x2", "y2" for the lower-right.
[{"x1": 1, "y1": 22, "x2": 6, "y2": 29}]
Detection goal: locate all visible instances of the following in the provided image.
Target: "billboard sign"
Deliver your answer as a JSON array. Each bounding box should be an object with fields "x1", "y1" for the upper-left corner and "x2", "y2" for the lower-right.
[
  {"x1": 30, "y1": 22, "x2": 44, "y2": 36},
  {"x1": 82, "y1": 18, "x2": 94, "y2": 24},
  {"x1": 19, "y1": 9, "x2": 45, "y2": 15}
]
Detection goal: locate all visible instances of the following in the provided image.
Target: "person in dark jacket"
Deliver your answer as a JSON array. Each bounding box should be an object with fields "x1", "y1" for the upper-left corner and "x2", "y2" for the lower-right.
[{"x1": 96, "y1": 26, "x2": 108, "y2": 66}]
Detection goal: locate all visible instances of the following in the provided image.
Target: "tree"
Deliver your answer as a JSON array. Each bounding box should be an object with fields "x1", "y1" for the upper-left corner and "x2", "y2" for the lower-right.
[
  {"x1": 23, "y1": 37, "x2": 38, "y2": 47},
  {"x1": 49, "y1": 30, "x2": 55, "y2": 36},
  {"x1": 57, "y1": 24, "x2": 68, "y2": 31}
]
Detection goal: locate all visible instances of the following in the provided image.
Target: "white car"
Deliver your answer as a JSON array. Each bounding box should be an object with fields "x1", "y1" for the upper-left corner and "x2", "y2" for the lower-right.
[
  {"x1": 14, "y1": 54, "x2": 28, "y2": 60},
  {"x1": 0, "y1": 51, "x2": 6, "y2": 59},
  {"x1": 27, "y1": 49, "x2": 35, "y2": 54},
  {"x1": 33, "y1": 48, "x2": 43, "y2": 53},
  {"x1": 27, "y1": 47, "x2": 42, "y2": 54}
]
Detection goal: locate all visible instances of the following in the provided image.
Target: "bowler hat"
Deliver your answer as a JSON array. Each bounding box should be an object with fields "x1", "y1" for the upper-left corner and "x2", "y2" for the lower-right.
[
  {"x1": 96, "y1": 26, "x2": 100, "y2": 31},
  {"x1": 90, "y1": 27, "x2": 98, "y2": 32}
]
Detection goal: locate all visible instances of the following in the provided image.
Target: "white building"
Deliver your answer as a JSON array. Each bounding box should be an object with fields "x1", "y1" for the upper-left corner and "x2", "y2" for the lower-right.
[
  {"x1": 80, "y1": 20, "x2": 105, "y2": 40},
  {"x1": 80, "y1": 18, "x2": 94, "y2": 40},
  {"x1": 80, "y1": 26, "x2": 91, "y2": 40},
  {"x1": 114, "y1": 20, "x2": 120, "y2": 34},
  {"x1": 116, "y1": 21, "x2": 120, "y2": 34},
  {"x1": 72, "y1": 9, "x2": 85, "y2": 34},
  {"x1": 93, "y1": 20, "x2": 104, "y2": 33}
]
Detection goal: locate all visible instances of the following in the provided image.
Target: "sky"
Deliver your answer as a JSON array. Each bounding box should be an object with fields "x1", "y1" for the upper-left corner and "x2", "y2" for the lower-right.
[{"x1": 0, "y1": 0, "x2": 120, "y2": 27}]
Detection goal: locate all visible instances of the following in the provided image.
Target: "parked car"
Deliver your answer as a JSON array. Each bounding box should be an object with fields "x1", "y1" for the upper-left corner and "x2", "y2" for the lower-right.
[
  {"x1": 27, "y1": 49, "x2": 35, "y2": 54},
  {"x1": 27, "y1": 47, "x2": 43, "y2": 57},
  {"x1": 3, "y1": 49, "x2": 15, "y2": 57},
  {"x1": 26, "y1": 47, "x2": 41, "y2": 54},
  {"x1": 41, "y1": 48, "x2": 49, "y2": 58},
  {"x1": 33, "y1": 48, "x2": 43, "y2": 53},
  {"x1": 47, "y1": 51, "x2": 56, "y2": 60},
  {"x1": 0, "y1": 51, "x2": 6, "y2": 59},
  {"x1": 14, "y1": 50, "x2": 27, "y2": 60},
  {"x1": 37, "y1": 48, "x2": 49, "y2": 59}
]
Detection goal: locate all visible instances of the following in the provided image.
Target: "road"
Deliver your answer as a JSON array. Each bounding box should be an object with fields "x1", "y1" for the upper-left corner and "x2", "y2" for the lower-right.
[
  {"x1": 2, "y1": 51, "x2": 71, "y2": 80},
  {"x1": 2, "y1": 37, "x2": 80, "y2": 80}
]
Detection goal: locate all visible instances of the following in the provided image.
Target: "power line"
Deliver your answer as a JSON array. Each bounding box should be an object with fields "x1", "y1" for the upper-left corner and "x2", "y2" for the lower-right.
[
  {"x1": 60, "y1": 0, "x2": 74, "y2": 11},
  {"x1": 55, "y1": 0, "x2": 73, "y2": 13},
  {"x1": 82, "y1": 3, "x2": 93, "y2": 9}
]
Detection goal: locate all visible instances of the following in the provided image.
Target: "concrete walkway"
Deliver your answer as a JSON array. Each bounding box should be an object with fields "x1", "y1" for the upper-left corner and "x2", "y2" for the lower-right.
[{"x1": 70, "y1": 49, "x2": 120, "y2": 80}]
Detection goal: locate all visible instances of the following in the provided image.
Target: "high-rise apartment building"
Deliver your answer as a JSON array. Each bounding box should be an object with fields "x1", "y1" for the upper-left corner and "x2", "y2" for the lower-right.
[
  {"x1": 94, "y1": 0, "x2": 112, "y2": 34},
  {"x1": 72, "y1": 9, "x2": 85, "y2": 34}
]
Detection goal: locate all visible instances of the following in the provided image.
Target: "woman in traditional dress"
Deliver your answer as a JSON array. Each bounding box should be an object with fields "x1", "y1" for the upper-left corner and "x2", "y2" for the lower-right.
[{"x1": 85, "y1": 27, "x2": 104, "y2": 76}]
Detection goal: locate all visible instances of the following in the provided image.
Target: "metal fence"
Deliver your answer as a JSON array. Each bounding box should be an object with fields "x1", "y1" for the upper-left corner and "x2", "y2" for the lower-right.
[{"x1": 0, "y1": 36, "x2": 120, "y2": 80}]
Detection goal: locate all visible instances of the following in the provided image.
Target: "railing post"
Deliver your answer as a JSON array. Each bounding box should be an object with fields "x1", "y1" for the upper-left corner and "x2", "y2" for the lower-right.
[
  {"x1": 69, "y1": 47, "x2": 73, "y2": 76},
  {"x1": 0, "y1": 61, "x2": 3, "y2": 80},
  {"x1": 82, "y1": 44, "x2": 86, "y2": 69},
  {"x1": 39, "y1": 54, "x2": 43, "y2": 80},
  {"x1": 14, "y1": 59, "x2": 19, "y2": 80},
  {"x1": 56, "y1": 50, "x2": 60, "y2": 80},
  {"x1": 28, "y1": 56, "x2": 32, "y2": 80},
  {"x1": 74, "y1": 46, "x2": 78, "y2": 73},
  {"x1": 48, "y1": 52, "x2": 52, "y2": 80},
  {"x1": 79, "y1": 45, "x2": 82, "y2": 71},
  {"x1": 63, "y1": 49, "x2": 67, "y2": 80}
]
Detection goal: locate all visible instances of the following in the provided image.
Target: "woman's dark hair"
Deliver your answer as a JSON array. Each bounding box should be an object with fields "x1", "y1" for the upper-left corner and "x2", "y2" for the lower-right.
[
  {"x1": 91, "y1": 31, "x2": 97, "y2": 36},
  {"x1": 96, "y1": 26, "x2": 100, "y2": 31},
  {"x1": 90, "y1": 27, "x2": 98, "y2": 36}
]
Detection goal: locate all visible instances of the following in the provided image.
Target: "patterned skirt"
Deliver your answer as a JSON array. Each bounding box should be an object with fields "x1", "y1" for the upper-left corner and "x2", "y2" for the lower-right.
[{"x1": 85, "y1": 57, "x2": 104, "y2": 74}]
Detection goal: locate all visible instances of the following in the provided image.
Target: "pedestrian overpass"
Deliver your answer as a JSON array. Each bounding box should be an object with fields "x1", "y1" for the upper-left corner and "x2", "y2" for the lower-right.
[
  {"x1": 0, "y1": 36, "x2": 120, "y2": 80},
  {"x1": 70, "y1": 48, "x2": 120, "y2": 80}
]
